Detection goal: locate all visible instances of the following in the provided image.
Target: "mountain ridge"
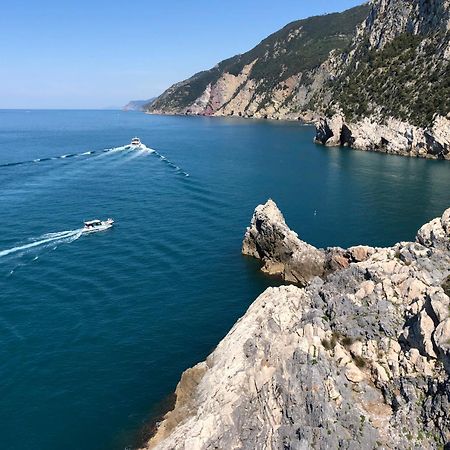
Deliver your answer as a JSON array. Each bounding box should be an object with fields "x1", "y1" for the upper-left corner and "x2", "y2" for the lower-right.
[
  {"x1": 144, "y1": 0, "x2": 450, "y2": 159},
  {"x1": 146, "y1": 4, "x2": 370, "y2": 118}
]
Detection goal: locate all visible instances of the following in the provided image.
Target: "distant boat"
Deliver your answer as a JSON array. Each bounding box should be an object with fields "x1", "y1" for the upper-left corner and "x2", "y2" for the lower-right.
[
  {"x1": 130, "y1": 137, "x2": 142, "y2": 147},
  {"x1": 82, "y1": 218, "x2": 114, "y2": 234}
]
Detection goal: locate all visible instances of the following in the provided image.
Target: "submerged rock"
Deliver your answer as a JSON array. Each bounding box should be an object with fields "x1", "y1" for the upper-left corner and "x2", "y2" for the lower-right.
[{"x1": 143, "y1": 204, "x2": 450, "y2": 449}]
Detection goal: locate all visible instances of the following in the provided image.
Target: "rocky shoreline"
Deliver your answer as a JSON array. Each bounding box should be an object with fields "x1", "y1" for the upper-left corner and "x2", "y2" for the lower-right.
[
  {"x1": 315, "y1": 114, "x2": 450, "y2": 161},
  {"x1": 143, "y1": 0, "x2": 450, "y2": 162},
  {"x1": 143, "y1": 200, "x2": 450, "y2": 449},
  {"x1": 146, "y1": 109, "x2": 450, "y2": 160}
]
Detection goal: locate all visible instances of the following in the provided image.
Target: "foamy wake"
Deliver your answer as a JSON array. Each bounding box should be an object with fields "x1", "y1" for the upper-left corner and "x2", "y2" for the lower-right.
[
  {"x1": 0, "y1": 229, "x2": 83, "y2": 259},
  {"x1": 0, "y1": 145, "x2": 133, "y2": 168},
  {"x1": 0, "y1": 143, "x2": 190, "y2": 176},
  {"x1": 150, "y1": 148, "x2": 189, "y2": 177}
]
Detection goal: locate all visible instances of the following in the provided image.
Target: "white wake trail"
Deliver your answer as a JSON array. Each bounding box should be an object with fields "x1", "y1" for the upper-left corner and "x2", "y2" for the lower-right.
[
  {"x1": 150, "y1": 147, "x2": 190, "y2": 177},
  {"x1": 0, "y1": 229, "x2": 83, "y2": 259}
]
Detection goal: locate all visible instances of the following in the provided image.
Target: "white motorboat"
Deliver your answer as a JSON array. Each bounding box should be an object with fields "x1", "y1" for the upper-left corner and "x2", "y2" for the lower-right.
[
  {"x1": 130, "y1": 137, "x2": 142, "y2": 147},
  {"x1": 82, "y1": 218, "x2": 114, "y2": 234}
]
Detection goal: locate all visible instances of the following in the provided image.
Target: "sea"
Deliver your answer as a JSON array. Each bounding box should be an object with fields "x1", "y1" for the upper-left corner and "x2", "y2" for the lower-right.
[{"x1": 0, "y1": 109, "x2": 449, "y2": 450}]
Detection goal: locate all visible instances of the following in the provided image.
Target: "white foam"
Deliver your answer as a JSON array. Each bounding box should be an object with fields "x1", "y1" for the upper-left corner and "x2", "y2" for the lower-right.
[{"x1": 0, "y1": 229, "x2": 83, "y2": 258}]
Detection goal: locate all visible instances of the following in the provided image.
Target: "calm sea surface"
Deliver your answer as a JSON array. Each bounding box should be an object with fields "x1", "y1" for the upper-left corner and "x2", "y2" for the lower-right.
[{"x1": 0, "y1": 110, "x2": 449, "y2": 450}]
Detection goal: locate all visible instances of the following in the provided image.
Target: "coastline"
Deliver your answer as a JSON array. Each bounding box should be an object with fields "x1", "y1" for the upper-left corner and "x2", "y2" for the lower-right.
[
  {"x1": 142, "y1": 200, "x2": 450, "y2": 449},
  {"x1": 145, "y1": 110, "x2": 450, "y2": 161}
]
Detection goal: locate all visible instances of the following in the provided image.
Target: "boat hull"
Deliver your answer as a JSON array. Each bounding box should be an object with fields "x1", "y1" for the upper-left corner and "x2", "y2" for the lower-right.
[{"x1": 82, "y1": 219, "x2": 114, "y2": 234}]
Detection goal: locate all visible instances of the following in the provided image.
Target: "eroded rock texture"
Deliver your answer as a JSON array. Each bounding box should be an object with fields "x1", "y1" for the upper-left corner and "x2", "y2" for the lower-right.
[{"x1": 144, "y1": 203, "x2": 450, "y2": 450}]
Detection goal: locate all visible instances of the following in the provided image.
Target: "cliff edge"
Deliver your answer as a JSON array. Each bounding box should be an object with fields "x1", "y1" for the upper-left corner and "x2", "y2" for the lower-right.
[{"x1": 143, "y1": 201, "x2": 450, "y2": 449}]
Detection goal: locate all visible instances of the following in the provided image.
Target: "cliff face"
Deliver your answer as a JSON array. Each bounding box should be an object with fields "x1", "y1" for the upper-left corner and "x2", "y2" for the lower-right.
[
  {"x1": 146, "y1": 0, "x2": 450, "y2": 160},
  {"x1": 146, "y1": 5, "x2": 370, "y2": 120},
  {"x1": 144, "y1": 201, "x2": 450, "y2": 449},
  {"x1": 314, "y1": 0, "x2": 450, "y2": 160}
]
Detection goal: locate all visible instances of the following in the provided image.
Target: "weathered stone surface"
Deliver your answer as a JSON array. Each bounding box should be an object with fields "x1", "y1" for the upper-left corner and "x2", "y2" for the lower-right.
[
  {"x1": 242, "y1": 200, "x2": 377, "y2": 284},
  {"x1": 315, "y1": 114, "x2": 450, "y2": 161},
  {"x1": 144, "y1": 206, "x2": 450, "y2": 450},
  {"x1": 242, "y1": 199, "x2": 326, "y2": 285},
  {"x1": 435, "y1": 319, "x2": 450, "y2": 353}
]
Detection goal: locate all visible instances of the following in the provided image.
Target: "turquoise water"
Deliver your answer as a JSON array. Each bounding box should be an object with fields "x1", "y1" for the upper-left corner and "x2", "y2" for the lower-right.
[{"x1": 0, "y1": 110, "x2": 449, "y2": 450}]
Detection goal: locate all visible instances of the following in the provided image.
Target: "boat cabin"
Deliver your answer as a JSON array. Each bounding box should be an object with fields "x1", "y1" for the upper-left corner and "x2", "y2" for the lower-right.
[{"x1": 84, "y1": 220, "x2": 102, "y2": 228}]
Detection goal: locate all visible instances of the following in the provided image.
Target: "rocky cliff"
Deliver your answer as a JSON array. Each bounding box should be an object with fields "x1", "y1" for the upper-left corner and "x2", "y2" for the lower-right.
[
  {"x1": 143, "y1": 201, "x2": 450, "y2": 449},
  {"x1": 145, "y1": 0, "x2": 450, "y2": 160},
  {"x1": 313, "y1": 0, "x2": 450, "y2": 160},
  {"x1": 146, "y1": 5, "x2": 370, "y2": 120}
]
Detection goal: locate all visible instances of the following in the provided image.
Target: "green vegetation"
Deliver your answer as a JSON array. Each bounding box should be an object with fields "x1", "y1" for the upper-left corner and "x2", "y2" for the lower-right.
[
  {"x1": 353, "y1": 355, "x2": 367, "y2": 369},
  {"x1": 322, "y1": 331, "x2": 341, "y2": 350},
  {"x1": 331, "y1": 32, "x2": 450, "y2": 127},
  {"x1": 442, "y1": 275, "x2": 450, "y2": 297},
  {"x1": 148, "y1": 4, "x2": 370, "y2": 112},
  {"x1": 341, "y1": 336, "x2": 354, "y2": 347}
]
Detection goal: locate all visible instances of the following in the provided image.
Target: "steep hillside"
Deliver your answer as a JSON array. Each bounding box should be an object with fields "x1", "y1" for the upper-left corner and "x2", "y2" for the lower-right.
[
  {"x1": 123, "y1": 98, "x2": 155, "y2": 112},
  {"x1": 145, "y1": 0, "x2": 450, "y2": 159},
  {"x1": 312, "y1": 0, "x2": 450, "y2": 159},
  {"x1": 147, "y1": 5, "x2": 370, "y2": 118}
]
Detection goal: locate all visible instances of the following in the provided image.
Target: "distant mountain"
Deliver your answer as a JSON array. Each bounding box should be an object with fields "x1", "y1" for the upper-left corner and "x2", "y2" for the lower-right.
[
  {"x1": 146, "y1": 1, "x2": 449, "y2": 160},
  {"x1": 123, "y1": 98, "x2": 155, "y2": 112}
]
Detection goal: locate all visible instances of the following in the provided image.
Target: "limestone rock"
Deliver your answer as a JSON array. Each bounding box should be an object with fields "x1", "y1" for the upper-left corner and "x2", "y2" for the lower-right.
[
  {"x1": 435, "y1": 319, "x2": 450, "y2": 353},
  {"x1": 314, "y1": 115, "x2": 344, "y2": 147},
  {"x1": 242, "y1": 199, "x2": 326, "y2": 285},
  {"x1": 144, "y1": 205, "x2": 450, "y2": 450},
  {"x1": 242, "y1": 200, "x2": 378, "y2": 285},
  {"x1": 314, "y1": 115, "x2": 450, "y2": 161},
  {"x1": 417, "y1": 208, "x2": 450, "y2": 249}
]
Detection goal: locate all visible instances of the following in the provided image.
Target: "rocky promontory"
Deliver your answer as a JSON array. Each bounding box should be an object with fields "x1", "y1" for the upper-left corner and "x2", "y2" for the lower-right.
[
  {"x1": 242, "y1": 199, "x2": 376, "y2": 283},
  {"x1": 143, "y1": 200, "x2": 450, "y2": 449}
]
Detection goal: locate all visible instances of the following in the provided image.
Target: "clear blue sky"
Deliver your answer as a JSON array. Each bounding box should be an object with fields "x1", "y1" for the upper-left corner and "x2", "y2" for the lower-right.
[{"x1": 0, "y1": 0, "x2": 364, "y2": 108}]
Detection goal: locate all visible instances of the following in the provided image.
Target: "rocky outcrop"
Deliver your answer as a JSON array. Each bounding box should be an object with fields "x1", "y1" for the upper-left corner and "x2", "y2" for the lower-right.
[
  {"x1": 242, "y1": 199, "x2": 376, "y2": 282},
  {"x1": 143, "y1": 203, "x2": 450, "y2": 449},
  {"x1": 242, "y1": 199, "x2": 326, "y2": 284},
  {"x1": 315, "y1": 114, "x2": 450, "y2": 160}
]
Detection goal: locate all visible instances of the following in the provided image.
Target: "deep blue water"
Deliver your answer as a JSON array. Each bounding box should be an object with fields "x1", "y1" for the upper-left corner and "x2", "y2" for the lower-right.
[{"x1": 0, "y1": 110, "x2": 449, "y2": 450}]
